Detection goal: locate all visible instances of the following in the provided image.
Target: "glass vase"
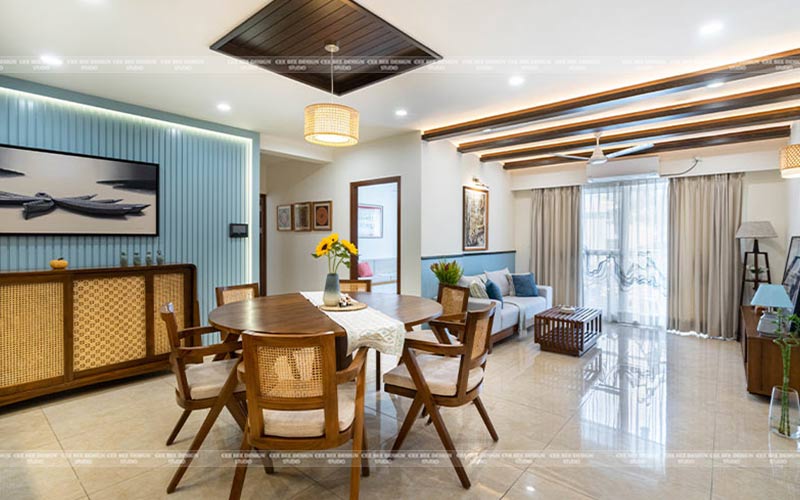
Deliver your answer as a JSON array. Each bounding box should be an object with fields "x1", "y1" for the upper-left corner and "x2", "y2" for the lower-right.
[
  {"x1": 323, "y1": 273, "x2": 340, "y2": 307},
  {"x1": 769, "y1": 386, "x2": 800, "y2": 439}
]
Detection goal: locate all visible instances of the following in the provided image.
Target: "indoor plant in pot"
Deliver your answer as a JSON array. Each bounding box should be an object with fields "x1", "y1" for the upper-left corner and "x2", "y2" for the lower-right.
[
  {"x1": 311, "y1": 233, "x2": 359, "y2": 306},
  {"x1": 430, "y1": 259, "x2": 463, "y2": 286}
]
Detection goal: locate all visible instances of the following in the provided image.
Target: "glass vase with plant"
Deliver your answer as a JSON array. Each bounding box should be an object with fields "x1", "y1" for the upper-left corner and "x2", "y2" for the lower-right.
[
  {"x1": 770, "y1": 309, "x2": 800, "y2": 439},
  {"x1": 311, "y1": 233, "x2": 359, "y2": 306},
  {"x1": 430, "y1": 259, "x2": 463, "y2": 285}
]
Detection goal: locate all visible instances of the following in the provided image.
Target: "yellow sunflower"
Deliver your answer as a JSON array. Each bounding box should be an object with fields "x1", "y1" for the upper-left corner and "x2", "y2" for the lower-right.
[
  {"x1": 315, "y1": 237, "x2": 332, "y2": 257},
  {"x1": 329, "y1": 233, "x2": 339, "y2": 244},
  {"x1": 341, "y1": 239, "x2": 358, "y2": 255}
]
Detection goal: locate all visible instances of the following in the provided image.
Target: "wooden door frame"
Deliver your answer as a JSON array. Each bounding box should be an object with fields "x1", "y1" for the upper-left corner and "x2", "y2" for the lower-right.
[
  {"x1": 259, "y1": 193, "x2": 267, "y2": 296},
  {"x1": 349, "y1": 176, "x2": 401, "y2": 294}
]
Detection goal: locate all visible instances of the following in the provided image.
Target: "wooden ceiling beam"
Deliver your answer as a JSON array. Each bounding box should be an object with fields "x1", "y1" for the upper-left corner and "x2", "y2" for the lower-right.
[
  {"x1": 502, "y1": 126, "x2": 790, "y2": 170},
  {"x1": 422, "y1": 47, "x2": 800, "y2": 141},
  {"x1": 480, "y1": 106, "x2": 800, "y2": 162},
  {"x1": 458, "y1": 82, "x2": 800, "y2": 153}
]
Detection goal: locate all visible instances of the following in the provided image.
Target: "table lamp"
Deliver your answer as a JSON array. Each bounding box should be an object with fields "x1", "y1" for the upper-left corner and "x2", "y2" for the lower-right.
[{"x1": 750, "y1": 284, "x2": 794, "y2": 335}]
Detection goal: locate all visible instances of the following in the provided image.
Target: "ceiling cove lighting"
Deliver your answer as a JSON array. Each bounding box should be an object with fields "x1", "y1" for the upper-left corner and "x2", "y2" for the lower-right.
[
  {"x1": 304, "y1": 43, "x2": 359, "y2": 147},
  {"x1": 216, "y1": 102, "x2": 231, "y2": 112},
  {"x1": 39, "y1": 54, "x2": 63, "y2": 66},
  {"x1": 706, "y1": 81, "x2": 724, "y2": 89},
  {"x1": 699, "y1": 21, "x2": 724, "y2": 36}
]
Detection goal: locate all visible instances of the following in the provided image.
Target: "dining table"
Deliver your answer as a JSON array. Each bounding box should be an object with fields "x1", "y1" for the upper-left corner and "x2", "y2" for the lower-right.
[
  {"x1": 208, "y1": 291, "x2": 443, "y2": 369},
  {"x1": 168, "y1": 291, "x2": 442, "y2": 493}
]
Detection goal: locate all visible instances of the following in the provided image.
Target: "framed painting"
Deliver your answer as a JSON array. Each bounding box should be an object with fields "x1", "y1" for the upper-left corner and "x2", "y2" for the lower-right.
[
  {"x1": 463, "y1": 186, "x2": 488, "y2": 251},
  {"x1": 312, "y1": 201, "x2": 332, "y2": 231},
  {"x1": 783, "y1": 254, "x2": 800, "y2": 319},
  {"x1": 292, "y1": 202, "x2": 311, "y2": 231},
  {"x1": 0, "y1": 143, "x2": 159, "y2": 236},
  {"x1": 276, "y1": 204, "x2": 292, "y2": 231},
  {"x1": 783, "y1": 236, "x2": 800, "y2": 282},
  {"x1": 358, "y1": 204, "x2": 383, "y2": 238}
]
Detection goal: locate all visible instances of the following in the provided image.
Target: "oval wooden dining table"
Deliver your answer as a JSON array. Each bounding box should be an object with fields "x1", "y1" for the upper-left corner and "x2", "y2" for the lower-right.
[{"x1": 208, "y1": 292, "x2": 443, "y2": 369}]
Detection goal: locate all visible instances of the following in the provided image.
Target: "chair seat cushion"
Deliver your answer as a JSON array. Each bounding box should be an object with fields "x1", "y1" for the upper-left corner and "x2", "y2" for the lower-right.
[
  {"x1": 262, "y1": 383, "x2": 356, "y2": 438},
  {"x1": 182, "y1": 358, "x2": 245, "y2": 400},
  {"x1": 404, "y1": 329, "x2": 460, "y2": 344},
  {"x1": 384, "y1": 354, "x2": 483, "y2": 396}
]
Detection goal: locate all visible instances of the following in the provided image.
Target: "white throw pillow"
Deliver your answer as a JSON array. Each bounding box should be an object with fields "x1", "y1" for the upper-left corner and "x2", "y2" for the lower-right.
[
  {"x1": 485, "y1": 268, "x2": 512, "y2": 296},
  {"x1": 469, "y1": 281, "x2": 489, "y2": 298},
  {"x1": 457, "y1": 274, "x2": 485, "y2": 289}
]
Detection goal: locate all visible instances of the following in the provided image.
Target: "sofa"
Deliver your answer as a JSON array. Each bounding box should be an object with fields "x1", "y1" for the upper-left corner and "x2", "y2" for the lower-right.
[{"x1": 458, "y1": 270, "x2": 552, "y2": 346}]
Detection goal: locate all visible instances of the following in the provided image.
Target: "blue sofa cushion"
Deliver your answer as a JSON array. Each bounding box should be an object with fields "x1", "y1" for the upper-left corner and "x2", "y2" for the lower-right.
[
  {"x1": 484, "y1": 279, "x2": 504, "y2": 304},
  {"x1": 512, "y1": 273, "x2": 538, "y2": 297}
]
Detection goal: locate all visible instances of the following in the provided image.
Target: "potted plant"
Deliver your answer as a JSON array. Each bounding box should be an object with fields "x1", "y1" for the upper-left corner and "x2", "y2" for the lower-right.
[
  {"x1": 311, "y1": 233, "x2": 359, "y2": 306},
  {"x1": 430, "y1": 259, "x2": 463, "y2": 285},
  {"x1": 770, "y1": 309, "x2": 800, "y2": 439}
]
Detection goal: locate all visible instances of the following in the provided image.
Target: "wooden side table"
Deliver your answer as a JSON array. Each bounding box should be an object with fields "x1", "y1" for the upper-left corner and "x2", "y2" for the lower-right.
[
  {"x1": 534, "y1": 307, "x2": 602, "y2": 356},
  {"x1": 741, "y1": 306, "x2": 800, "y2": 396}
]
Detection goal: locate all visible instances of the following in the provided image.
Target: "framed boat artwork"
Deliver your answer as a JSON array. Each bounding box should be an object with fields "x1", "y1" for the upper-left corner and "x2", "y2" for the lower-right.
[{"x1": 0, "y1": 144, "x2": 158, "y2": 236}]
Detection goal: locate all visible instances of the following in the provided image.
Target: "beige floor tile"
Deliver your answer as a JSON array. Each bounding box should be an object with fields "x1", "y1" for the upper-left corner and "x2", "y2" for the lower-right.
[
  {"x1": 0, "y1": 450, "x2": 86, "y2": 500},
  {"x1": 503, "y1": 470, "x2": 596, "y2": 499},
  {"x1": 0, "y1": 408, "x2": 62, "y2": 451},
  {"x1": 711, "y1": 466, "x2": 800, "y2": 499}
]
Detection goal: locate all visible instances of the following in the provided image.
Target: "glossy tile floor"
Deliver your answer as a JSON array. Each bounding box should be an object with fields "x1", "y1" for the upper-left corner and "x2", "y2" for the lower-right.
[{"x1": 2, "y1": 324, "x2": 799, "y2": 499}]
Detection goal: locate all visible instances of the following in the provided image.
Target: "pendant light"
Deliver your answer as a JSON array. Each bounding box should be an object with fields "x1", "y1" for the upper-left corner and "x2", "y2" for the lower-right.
[
  {"x1": 304, "y1": 43, "x2": 359, "y2": 147},
  {"x1": 780, "y1": 121, "x2": 800, "y2": 179}
]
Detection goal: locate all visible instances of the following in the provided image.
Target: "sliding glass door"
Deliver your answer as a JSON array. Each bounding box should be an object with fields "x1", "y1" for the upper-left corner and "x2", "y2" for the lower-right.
[{"x1": 581, "y1": 179, "x2": 669, "y2": 327}]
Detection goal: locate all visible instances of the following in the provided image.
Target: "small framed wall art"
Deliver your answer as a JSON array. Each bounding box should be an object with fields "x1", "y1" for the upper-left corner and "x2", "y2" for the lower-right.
[
  {"x1": 292, "y1": 202, "x2": 311, "y2": 231},
  {"x1": 276, "y1": 204, "x2": 292, "y2": 231},
  {"x1": 313, "y1": 201, "x2": 333, "y2": 231}
]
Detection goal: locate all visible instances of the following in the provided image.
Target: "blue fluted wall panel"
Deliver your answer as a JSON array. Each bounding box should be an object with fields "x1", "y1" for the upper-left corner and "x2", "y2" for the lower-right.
[
  {"x1": 0, "y1": 87, "x2": 255, "y2": 339},
  {"x1": 420, "y1": 251, "x2": 516, "y2": 299}
]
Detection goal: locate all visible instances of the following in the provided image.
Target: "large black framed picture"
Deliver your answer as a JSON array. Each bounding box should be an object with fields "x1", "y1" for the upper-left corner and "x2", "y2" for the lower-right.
[
  {"x1": 784, "y1": 236, "x2": 800, "y2": 317},
  {"x1": 0, "y1": 144, "x2": 159, "y2": 236}
]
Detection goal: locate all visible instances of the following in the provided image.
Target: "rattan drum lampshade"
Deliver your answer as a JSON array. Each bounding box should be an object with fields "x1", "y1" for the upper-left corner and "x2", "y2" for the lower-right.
[
  {"x1": 304, "y1": 103, "x2": 359, "y2": 147},
  {"x1": 781, "y1": 144, "x2": 800, "y2": 179}
]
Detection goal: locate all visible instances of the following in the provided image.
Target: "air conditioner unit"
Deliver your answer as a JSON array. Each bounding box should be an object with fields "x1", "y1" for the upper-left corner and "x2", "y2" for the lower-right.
[{"x1": 586, "y1": 155, "x2": 660, "y2": 183}]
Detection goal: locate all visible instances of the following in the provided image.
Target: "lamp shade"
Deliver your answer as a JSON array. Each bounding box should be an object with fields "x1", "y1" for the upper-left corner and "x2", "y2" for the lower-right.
[
  {"x1": 781, "y1": 144, "x2": 800, "y2": 179},
  {"x1": 735, "y1": 221, "x2": 778, "y2": 239},
  {"x1": 304, "y1": 103, "x2": 359, "y2": 147},
  {"x1": 751, "y1": 284, "x2": 794, "y2": 308}
]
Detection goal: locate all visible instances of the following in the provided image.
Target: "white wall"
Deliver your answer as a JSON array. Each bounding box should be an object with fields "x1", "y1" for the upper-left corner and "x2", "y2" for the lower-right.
[
  {"x1": 421, "y1": 140, "x2": 514, "y2": 256},
  {"x1": 262, "y1": 132, "x2": 422, "y2": 295}
]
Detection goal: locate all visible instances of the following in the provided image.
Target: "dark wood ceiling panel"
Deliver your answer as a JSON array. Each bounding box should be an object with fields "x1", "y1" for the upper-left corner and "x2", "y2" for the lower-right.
[
  {"x1": 480, "y1": 106, "x2": 800, "y2": 162},
  {"x1": 423, "y1": 48, "x2": 800, "y2": 141},
  {"x1": 458, "y1": 82, "x2": 800, "y2": 153},
  {"x1": 211, "y1": 0, "x2": 441, "y2": 95},
  {"x1": 502, "y1": 126, "x2": 790, "y2": 170}
]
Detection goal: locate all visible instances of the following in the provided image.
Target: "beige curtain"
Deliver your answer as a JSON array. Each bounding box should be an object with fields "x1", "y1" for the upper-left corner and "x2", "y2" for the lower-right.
[
  {"x1": 668, "y1": 173, "x2": 743, "y2": 338},
  {"x1": 530, "y1": 186, "x2": 582, "y2": 305}
]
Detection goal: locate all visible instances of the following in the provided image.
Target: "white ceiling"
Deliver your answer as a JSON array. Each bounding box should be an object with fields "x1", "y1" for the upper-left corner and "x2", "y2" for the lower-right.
[{"x1": 1, "y1": 0, "x2": 799, "y2": 148}]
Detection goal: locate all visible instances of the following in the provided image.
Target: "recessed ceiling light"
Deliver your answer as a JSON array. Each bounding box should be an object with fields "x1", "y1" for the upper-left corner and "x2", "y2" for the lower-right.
[
  {"x1": 216, "y1": 102, "x2": 231, "y2": 112},
  {"x1": 508, "y1": 75, "x2": 525, "y2": 87},
  {"x1": 699, "y1": 21, "x2": 724, "y2": 36},
  {"x1": 395, "y1": 108, "x2": 408, "y2": 117},
  {"x1": 706, "y1": 81, "x2": 724, "y2": 89},
  {"x1": 39, "y1": 54, "x2": 63, "y2": 66}
]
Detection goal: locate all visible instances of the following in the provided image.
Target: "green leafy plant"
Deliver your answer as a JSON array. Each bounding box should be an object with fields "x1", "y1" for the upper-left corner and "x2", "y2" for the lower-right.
[
  {"x1": 773, "y1": 310, "x2": 800, "y2": 437},
  {"x1": 430, "y1": 260, "x2": 463, "y2": 285}
]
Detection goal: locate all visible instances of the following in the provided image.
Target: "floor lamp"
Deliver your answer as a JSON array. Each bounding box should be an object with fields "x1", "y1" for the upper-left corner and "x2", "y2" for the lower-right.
[{"x1": 737, "y1": 221, "x2": 778, "y2": 304}]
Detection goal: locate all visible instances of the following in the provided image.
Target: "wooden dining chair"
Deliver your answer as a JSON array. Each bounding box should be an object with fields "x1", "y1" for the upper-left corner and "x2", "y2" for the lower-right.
[
  {"x1": 230, "y1": 331, "x2": 370, "y2": 500},
  {"x1": 215, "y1": 283, "x2": 260, "y2": 307},
  {"x1": 405, "y1": 283, "x2": 470, "y2": 344},
  {"x1": 159, "y1": 303, "x2": 248, "y2": 447},
  {"x1": 340, "y1": 279, "x2": 371, "y2": 293},
  {"x1": 383, "y1": 305, "x2": 497, "y2": 489}
]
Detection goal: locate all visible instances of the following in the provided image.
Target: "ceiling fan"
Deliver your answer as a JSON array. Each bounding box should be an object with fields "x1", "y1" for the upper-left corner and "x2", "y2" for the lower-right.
[{"x1": 555, "y1": 133, "x2": 654, "y2": 165}]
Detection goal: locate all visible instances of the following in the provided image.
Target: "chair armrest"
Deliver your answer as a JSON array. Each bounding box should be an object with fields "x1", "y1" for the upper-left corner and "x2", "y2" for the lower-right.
[
  {"x1": 175, "y1": 340, "x2": 242, "y2": 359},
  {"x1": 336, "y1": 347, "x2": 369, "y2": 384},
  {"x1": 537, "y1": 285, "x2": 553, "y2": 308},
  {"x1": 405, "y1": 338, "x2": 465, "y2": 356},
  {"x1": 178, "y1": 325, "x2": 220, "y2": 341}
]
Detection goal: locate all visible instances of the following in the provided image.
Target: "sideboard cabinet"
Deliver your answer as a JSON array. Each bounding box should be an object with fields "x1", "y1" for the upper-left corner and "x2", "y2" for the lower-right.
[{"x1": 0, "y1": 264, "x2": 196, "y2": 406}]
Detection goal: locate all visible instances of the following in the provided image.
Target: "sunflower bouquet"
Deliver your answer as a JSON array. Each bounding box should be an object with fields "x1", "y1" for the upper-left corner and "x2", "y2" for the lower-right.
[{"x1": 312, "y1": 233, "x2": 358, "y2": 273}]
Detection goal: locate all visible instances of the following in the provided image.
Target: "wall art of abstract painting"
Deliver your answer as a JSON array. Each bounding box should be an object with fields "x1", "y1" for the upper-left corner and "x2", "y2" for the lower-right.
[{"x1": 0, "y1": 145, "x2": 158, "y2": 235}]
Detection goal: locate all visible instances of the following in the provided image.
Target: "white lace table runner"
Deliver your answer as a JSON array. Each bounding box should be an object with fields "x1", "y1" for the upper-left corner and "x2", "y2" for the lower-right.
[{"x1": 301, "y1": 291, "x2": 406, "y2": 356}]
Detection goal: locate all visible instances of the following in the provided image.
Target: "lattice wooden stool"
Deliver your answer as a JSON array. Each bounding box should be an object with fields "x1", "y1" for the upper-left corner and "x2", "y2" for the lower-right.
[{"x1": 534, "y1": 307, "x2": 602, "y2": 357}]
